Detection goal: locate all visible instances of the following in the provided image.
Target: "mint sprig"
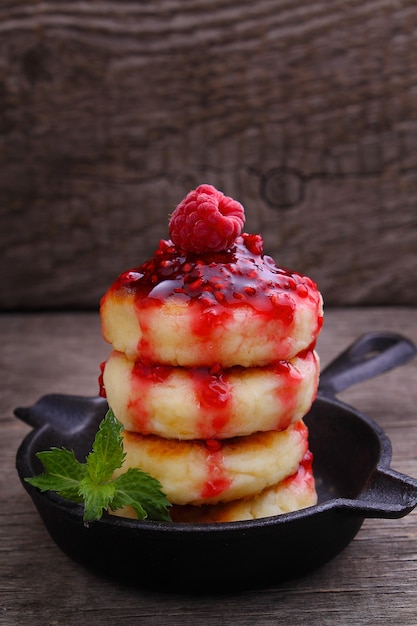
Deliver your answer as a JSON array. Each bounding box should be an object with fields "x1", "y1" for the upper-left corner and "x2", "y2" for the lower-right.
[{"x1": 25, "y1": 409, "x2": 172, "y2": 523}]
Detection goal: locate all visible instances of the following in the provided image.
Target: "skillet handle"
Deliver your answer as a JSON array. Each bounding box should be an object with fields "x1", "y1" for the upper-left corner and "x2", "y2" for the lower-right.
[
  {"x1": 318, "y1": 332, "x2": 417, "y2": 397},
  {"x1": 14, "y1": 394, "x2": 108, "y2": 434},
  {"x1": 347, "y1": 467, "x2": 417, "y2": 519}
]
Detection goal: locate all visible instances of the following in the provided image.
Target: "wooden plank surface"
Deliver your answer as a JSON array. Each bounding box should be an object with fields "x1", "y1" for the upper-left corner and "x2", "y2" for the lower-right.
[
  {"x1": 1, "y1": 307, "x2": 417, "y2": 625},
  {"x1": 1, "y1": 1, "x2": 417, "y2": 309}
]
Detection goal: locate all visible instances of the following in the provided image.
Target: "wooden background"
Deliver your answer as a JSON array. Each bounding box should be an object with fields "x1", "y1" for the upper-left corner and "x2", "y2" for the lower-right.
[{"x1": 1, "y1": 0, "x2": 416, "y2": 310}]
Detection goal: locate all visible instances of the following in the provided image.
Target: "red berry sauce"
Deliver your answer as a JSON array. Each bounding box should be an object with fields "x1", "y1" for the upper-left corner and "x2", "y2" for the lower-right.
[
  {"x1": 281, "y1": 449, "x2": 314, "y2": 488},
  {"x1": 270, "y1": 360, "x2": 305, "y2": 430},
  {"x1": 109, "y1": 233, "x2": 321, "y2": 339},
  {"x1": 126, "y1": 362, "x2": 172, "y2": 433},
  {"x1": 193, "y1": 366, "x2": 233, "y2": 437},
  {"x1": 98, "y1": 361, "x2": 106, "y2": 398},
  {"x1": 200, "y1": 440, "x2": 232, "y2": 499}
]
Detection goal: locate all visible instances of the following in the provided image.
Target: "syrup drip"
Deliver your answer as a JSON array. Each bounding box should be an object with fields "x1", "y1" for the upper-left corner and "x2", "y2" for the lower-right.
[
  {"x1": 127, "y1": 362, "x2": 171, "y2": 433},
  {"x1": 193, "y1": 366, "x2": 233, "y2": 437},
  {"x1": 282, "y1": 450, "x2": 314, "y2": 487},
  {"x1": 98, "y1": 362, "x2": 106, "y2": 398},
  {"x1": 271, "y1": 360, "x2": 303, "y2": 430},
  {"x1": 201, "y1": 440, "x2": 232, "y2": 499}
]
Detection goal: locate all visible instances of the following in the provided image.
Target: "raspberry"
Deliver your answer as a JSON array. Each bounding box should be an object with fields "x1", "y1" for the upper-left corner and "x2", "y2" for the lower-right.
[
  {"x1": 169, "y1": 184, "x2": 245, "y2": 253},
  {"x1": 243, "y1": 233, "x2": 264, "y2": 256}
]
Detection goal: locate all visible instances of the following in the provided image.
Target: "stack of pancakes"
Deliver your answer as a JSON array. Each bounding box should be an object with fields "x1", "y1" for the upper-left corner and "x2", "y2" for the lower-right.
[{"x1": 99, "y1": 230, "x2": 323, "y2": 523}]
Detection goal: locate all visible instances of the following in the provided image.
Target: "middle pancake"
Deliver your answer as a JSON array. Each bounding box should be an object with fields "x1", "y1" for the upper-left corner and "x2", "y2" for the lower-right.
[{"x1": 102, "y1": 349, "x2": 319, "y2": 440}]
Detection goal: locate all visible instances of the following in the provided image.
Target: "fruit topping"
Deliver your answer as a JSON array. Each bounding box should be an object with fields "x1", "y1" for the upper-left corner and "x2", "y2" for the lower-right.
[{"x1": 169, "y1": 184, "x2": 245, "y2": 253}]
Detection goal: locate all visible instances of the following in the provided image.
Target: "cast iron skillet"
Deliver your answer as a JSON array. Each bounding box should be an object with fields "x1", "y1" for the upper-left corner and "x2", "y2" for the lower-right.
[{"x1": 15, "y1": 331, "x2": 417, "y2": 592}]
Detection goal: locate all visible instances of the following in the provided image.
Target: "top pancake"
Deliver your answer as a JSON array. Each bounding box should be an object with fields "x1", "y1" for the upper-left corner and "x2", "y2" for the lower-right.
[{"x1": 101, "y1": 234, "x2": 323, "y2": 367}]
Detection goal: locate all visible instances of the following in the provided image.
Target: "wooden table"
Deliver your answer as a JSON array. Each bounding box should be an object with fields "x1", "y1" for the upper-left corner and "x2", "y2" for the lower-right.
[{"x1": 1, "y1": 308, "x2": 417, "y2": 625}]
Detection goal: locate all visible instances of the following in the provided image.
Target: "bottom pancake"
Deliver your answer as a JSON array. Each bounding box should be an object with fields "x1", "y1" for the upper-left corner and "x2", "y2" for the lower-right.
[{"x1": 113, "y1": 420, "x2": 309, "y2": 505}]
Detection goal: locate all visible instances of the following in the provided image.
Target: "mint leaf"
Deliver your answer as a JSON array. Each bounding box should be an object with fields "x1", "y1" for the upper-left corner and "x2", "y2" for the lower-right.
[
  {"x1": 86, "y1": 409, "x2": 125, "y2": 483},
  {"x1": 25, "y1": 447, "x2": 86, "y2": 503},
  {"x1": 25, "y1": 408, "x2": 172, "y2": 523},
  {"x1": 110, "y1": 468, "x2": 172, "y2": 522},
  {"x1": 78, "y1": 476, "x2": 116, "y2": 523}
]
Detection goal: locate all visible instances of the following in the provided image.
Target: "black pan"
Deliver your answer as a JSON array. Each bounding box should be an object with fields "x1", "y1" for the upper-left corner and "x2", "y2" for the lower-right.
[{"x1": 15, "y1": 332, "x2": 417, "y2": 592}]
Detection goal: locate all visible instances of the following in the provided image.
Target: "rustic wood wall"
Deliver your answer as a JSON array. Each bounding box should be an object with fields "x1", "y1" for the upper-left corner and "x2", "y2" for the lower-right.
[{"x1": 1, "y1": 1, "x2": 416, "y2": 310}]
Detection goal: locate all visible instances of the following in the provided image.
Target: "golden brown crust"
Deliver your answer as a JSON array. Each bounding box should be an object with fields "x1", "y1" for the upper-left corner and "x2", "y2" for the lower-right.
[{"x1": 113, "y1": 421, "x2": 309, "y2": 505}]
